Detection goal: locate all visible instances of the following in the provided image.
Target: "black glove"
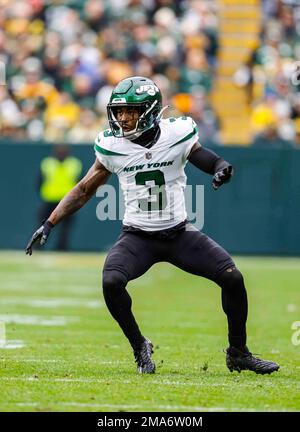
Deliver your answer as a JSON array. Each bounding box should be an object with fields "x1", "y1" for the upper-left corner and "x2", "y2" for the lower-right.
[
  {"x1": 25, "y1": 220, "x2": 54, "y2": 255},
  {"x1": 212, "y1": 165, "x2": 233, "y2": 190}
]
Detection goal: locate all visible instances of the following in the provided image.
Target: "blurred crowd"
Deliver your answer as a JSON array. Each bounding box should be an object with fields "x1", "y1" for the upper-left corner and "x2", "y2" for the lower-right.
[
  {"x1": 0, "y1": 0, "x2": 219, "y2": 144},
  {"x1": 1, "y1": 0, "x2": 300, "y2": 147},
  {"x1": 237, "y1": 0, "x2": 300, "y2": 146}
]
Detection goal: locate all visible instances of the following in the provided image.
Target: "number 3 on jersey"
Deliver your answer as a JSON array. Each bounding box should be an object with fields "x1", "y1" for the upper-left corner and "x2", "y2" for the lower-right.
[{"x1": 135, "y1": 170, "x2": 167, "y2": 211}]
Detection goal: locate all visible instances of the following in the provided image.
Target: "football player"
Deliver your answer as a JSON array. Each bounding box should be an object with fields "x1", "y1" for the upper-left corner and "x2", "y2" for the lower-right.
[{"x1": 26, "y1": 76, "x2": 279, "y2": 375}]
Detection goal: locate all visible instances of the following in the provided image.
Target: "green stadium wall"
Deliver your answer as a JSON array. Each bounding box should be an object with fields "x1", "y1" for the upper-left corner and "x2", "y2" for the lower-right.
[{"x1": 1, "y1": 143, "x2": 299, "y2": 255}]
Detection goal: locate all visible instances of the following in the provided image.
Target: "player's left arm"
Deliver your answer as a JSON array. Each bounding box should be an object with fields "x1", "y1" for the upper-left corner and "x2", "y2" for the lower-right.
[{"x1": 187, "y1": 142, "x2": 233, "y2": 190}]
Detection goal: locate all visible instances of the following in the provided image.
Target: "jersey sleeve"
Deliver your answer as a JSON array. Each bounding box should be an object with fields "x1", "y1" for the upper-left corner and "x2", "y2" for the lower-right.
[
  {"x1": 169, "y1": 116, "x2": 200, "y2": 161},
  {"x1": 181, "y1": 117, "x2": 200, "y2": 161},
  {"x1": 94, "y1": 131, "x2": 114, "y2": 173}
]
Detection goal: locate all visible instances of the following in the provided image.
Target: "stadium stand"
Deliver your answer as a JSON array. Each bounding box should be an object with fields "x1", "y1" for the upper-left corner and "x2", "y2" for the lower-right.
[
  {"x1": 0, "y1": 0, "x2": 299, "y2": 146},
  {"x1": 0, "y1": 0, "x2": 220, "y2": 145}
]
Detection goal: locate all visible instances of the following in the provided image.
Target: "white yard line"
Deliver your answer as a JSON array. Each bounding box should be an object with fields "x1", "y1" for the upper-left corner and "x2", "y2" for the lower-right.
[
  {"x1": 0, "y1": 377, "x2": 277, "y2": 388},
  {"x1": 0, "y1": 359, "x2": 127, "y2": 364},
  {"x1": 0, "y1": 314, "x2": 78, "y2": 326},
  {"x1": 0, "y1": 340, "x2": 24, "y2": 349},
  {"x1": 9, "y1": 402, "x2": 290, "y2": 412},
  {"x1": 1, "y1": 298, "x2": 102, "y2": 309},
  {"x1": 1, "y1": 283, "x2": 98, "y2": 294},
  {"x1": 12, "y1": 402, "x2": 230, "y2": 411}
]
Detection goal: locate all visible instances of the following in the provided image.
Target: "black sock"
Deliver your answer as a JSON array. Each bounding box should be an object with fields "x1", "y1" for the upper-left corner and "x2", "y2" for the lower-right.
[
  {"x1": 217, "y1": 268, "x2": 248, "y2": 348},
  {"x1": 102, "y1": 270, "x2": 145, "y2": 349}
]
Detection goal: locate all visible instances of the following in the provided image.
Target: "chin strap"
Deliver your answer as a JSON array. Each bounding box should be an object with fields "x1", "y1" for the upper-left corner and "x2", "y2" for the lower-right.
[
  {"x1": 114, "y1": 104, "x2": 172, "y2": 140},
  {"x1": 124, "y1": 100, "x2": 160, "y2": 139},
  {"x1": 157, "y1": 105, "x2": 171, "y2": 122},
  {"x1": 123, "y1": 128, "x2": 143, "y2": 140},
  {"x1": 136, "y1": 105, "x2": 171, "y2": 146}
]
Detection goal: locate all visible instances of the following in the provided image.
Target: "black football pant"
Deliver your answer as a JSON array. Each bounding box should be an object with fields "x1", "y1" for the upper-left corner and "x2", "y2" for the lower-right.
[{"x1": 102, "y1": 224, "x2": 248, "y2": 350}]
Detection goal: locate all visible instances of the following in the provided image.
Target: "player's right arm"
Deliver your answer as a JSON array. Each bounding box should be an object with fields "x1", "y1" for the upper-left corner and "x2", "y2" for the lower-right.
[{"x1": 25, "y1": 158, "x2": 111, "y2": 255}]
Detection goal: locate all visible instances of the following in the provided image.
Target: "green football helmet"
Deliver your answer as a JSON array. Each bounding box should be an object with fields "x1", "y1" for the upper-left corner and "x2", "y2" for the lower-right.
[{"x1": 107, "y1": 76, "x2": 163, "y2": 139}]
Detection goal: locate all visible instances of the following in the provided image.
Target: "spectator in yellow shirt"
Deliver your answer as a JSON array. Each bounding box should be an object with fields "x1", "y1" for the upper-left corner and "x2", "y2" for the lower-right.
[
  {"x1": 250, "y1": 95, "x2": 279, "y2": 135},
  {"x1": 44, "y1": 92, "x2": 81, "y2": 142},
  {"x1": 15, "y1": 57, "x2": 59, "y2": 108}
]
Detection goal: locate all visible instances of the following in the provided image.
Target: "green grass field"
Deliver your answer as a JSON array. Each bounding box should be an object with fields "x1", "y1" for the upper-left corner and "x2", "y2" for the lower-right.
[{"x1": 0, "y1": 251, "x2": 299, "y2": 412}]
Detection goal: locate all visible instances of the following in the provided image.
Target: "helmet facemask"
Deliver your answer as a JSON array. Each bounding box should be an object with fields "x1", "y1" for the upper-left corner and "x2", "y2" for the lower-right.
[{"x1": 107, "y1": 100, "x2": 161, "y2": 139}]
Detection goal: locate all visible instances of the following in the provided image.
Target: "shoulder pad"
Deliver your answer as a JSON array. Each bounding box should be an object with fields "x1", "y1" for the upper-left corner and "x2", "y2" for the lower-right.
[
  {"x1": 167, "y1": 116, "x2": 198, "y2": 143},
  {"x1": 94, "y1": 129, "x2": 128, "y2": 157}
]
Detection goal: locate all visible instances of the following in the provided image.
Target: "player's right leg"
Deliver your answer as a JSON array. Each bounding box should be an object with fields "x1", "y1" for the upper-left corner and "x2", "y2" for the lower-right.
[{"x1": 102, "y1": 231, "x2": 158, "y2": 373}]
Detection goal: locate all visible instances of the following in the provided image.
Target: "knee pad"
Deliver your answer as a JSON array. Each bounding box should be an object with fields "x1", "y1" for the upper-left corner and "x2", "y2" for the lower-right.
[
  {"x1": 102, "y1": 270, "x2": 128, "y2": 297},
  {"x1": 217, "y1": 267, "x2": 245, "y2": 291}
]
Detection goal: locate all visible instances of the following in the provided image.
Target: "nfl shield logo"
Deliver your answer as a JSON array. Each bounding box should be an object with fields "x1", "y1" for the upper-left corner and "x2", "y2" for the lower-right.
[{"x1": 145, "y1": 152, "x2": 152, "y2": 159}]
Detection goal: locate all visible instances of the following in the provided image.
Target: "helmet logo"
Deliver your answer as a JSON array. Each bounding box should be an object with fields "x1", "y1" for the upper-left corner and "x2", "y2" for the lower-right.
[
  {"x1": 136, "y1": 84, "x2": 159, "y2": 96},
  {"x1": 111, "y1": 97, "x2": 127, "y2": 103}
]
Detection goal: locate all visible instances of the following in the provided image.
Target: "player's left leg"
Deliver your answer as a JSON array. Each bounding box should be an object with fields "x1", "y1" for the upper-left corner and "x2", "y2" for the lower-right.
[
  {"x1": 217, "y1": 268, "x2": 279, "y2": 374},
  {"x1": 165, "y1": 224, "x2": 280, "y2": 374}
]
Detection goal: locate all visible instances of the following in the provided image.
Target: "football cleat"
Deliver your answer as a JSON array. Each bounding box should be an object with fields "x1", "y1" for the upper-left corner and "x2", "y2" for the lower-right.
[
  {"x1": 133, "y1": 338, "x2": 155, "y2": 374},
  {"x1": 226, "y1": 346, "x2": 280, "y2": 375}
]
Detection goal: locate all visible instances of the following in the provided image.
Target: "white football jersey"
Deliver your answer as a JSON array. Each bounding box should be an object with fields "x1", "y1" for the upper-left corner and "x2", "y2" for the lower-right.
[{"x1": 94, "y1": 116, "x2": 199, "y2": 231}]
